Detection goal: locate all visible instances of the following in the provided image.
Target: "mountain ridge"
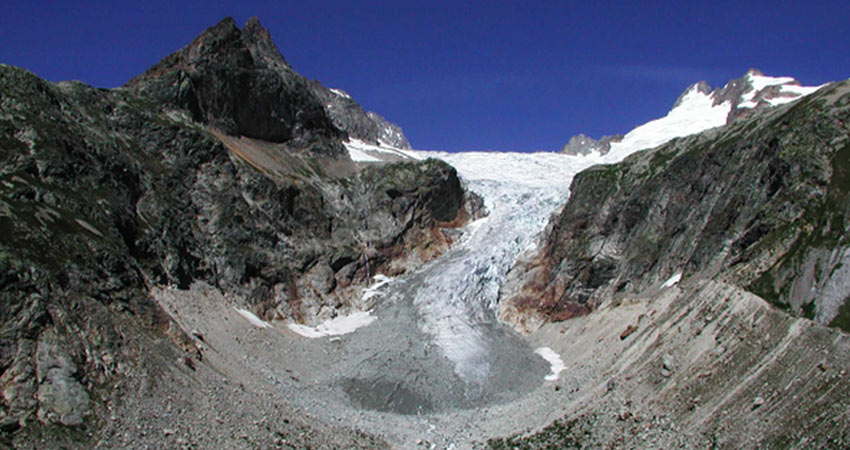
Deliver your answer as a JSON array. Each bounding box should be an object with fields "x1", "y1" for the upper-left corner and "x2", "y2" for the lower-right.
[{"x1": 561, "y1": 69, "x2": 824, "y2": 157}]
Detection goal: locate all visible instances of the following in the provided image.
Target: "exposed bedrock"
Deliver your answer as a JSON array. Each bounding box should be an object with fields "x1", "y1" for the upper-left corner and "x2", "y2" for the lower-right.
[
  {"x1": 502, "y1": 81, "x2": 850, "y2": 333},
  {"x1": 0, "y1": 17, "x2": 471, "y2": 445}
]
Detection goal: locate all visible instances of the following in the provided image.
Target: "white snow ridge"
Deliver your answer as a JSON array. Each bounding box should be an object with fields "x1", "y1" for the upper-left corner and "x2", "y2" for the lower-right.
[{"x1": 600, "y1": 84, "x2": 731, "y2": 164}]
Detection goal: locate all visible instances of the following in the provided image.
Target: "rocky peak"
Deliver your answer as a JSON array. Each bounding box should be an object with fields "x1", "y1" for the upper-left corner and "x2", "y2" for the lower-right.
[
  {"x1": 674, "y1": 69, "x2": 818, "y2": 122},
  {"x1": 0, "y1": 17, "x2": 469, "y2": 441},
  {"x1": 310, "y1": 81, "x2": 413, "y2": 149},
  {"x1": 725, "y1": 69, "x2": 821, "y2": 120},
  {"x1": 560, "y1": 133, "x2": 623, "y2": 156},
  {"x1": 240, "y1": 17, "x2": 292, "y2": 72},
  {"x1": 126, "y1": 17, "x2": 343, "y2": 148}
]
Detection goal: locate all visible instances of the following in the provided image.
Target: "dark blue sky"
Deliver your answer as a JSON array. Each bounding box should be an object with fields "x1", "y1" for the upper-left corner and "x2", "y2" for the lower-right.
[{"x1": 3, "y1": 1, "x2": 848, "y2": 151}]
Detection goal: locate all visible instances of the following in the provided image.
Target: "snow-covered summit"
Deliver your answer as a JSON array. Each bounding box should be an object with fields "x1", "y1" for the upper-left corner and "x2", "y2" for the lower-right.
[
  {"x1": 733, "y1": 69, "x2": 822, "y2": 109},
  {"x1": 563, "y1": 69, "x2": 825, "y2": 160}
]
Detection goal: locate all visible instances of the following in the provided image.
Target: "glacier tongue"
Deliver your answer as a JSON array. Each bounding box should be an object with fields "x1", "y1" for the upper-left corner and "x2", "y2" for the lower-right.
[
  {"x1": 405, "y1": 151, "x2": 601, "y2": 384},
  {"x1": 336, "y1": 128, "x2": 667, "y2": 410},
  {"x1": 330, "y1": 150, "x2": 606, "y2": 413}
]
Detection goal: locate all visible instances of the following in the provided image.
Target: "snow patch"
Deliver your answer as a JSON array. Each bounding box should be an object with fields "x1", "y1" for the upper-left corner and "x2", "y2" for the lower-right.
[
  {"x1": 75, "y1": 219, "x2": 103, "y2": 237},
  {"x1": 738, "y1": 73, "x2": 823, "y2": 109},
  {"x1": 346, "y1": 145, "x2": 382, "y2": 162},
  {"x1": 329, "y1": 88, "x2": 351, "y2": 99},
  {"x1": 288, "y1": 275, "x2": 390, "y2": 339},
  {"x1": 234, "y1": 308, "x2": 271, "y2": 329},
  {"x1": 781, "y1": 83, "x2": 822, "y2": 96},
  {"x1": 345, "y1": 138, "x2": 420, "y2": 163},
  {"x1": 362, "y1": 274, "x2": 394, "y2": 302},
  {"x1": 287, "y1": 311, "x2": 377, "y2": 338},
  {"x1": 747, "y1": 73, "x2": 796, "y2": 92},
  {"x1": 662, "y1": 272, "x2": 683, "y2": 288},
  {"x1": 765, "y1": 96, "x2": 801, "y2": 107},
  {"x1": 534, "y1": 347, "x2": 566, "y2": 381}
]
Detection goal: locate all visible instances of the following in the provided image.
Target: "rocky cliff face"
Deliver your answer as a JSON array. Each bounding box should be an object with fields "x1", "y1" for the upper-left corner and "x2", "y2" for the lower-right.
[
  {"x1": 504, "y1": 80, "x2": 850, "y2": 331},
  {"x1": 310, "y1": 84, "x2": 412, "y2": 149},
  {"x1": 0, "y1": 17, "x2": 467, "y2": 446}
]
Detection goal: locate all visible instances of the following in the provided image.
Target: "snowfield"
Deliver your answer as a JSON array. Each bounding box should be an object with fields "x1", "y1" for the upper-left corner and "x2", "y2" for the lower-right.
[{"x1": 600, "y1": 84, "x2": 731, "y2": 163}]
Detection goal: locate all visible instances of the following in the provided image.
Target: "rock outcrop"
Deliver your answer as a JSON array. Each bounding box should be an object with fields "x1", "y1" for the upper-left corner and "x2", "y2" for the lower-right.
[
  {"x1": 561, "y1": 133, "x2": 623, "y2": 156},
  {"x1": 0, "y1": 17, "x2": 468, "y2": 446},
  {"x1": 504, "y1": 79, "x2": 849, "y2": 330},
  {"x1": 310, "y1": 84, "x2": 412, "y2": 149}
]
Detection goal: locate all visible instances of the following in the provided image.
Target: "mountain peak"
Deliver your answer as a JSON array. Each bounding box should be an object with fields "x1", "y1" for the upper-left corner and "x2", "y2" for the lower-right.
[
  {"x1": 562, "y1": 70, "x2": 824, "y2": 158},
  {"x1": 125, "y1": 17, "x2": 341, "y2": 145},
  {"x1": 243, "y1": 16, "x2": 265, "y2": 32}
]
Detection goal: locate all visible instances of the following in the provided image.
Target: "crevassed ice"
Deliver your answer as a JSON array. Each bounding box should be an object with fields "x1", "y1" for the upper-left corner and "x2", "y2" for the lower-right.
[
  {"x1": 345, "y1": 73, "x2": 823, "y2": 383},
  {"x1": 404, "y1": 151, "x2": 599, "y2": 383}
]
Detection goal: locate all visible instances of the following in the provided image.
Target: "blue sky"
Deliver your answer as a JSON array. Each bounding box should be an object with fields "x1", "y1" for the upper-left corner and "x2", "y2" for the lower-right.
[{"x1": 3, "y1": 1, "x2": 848, "y2": 151}]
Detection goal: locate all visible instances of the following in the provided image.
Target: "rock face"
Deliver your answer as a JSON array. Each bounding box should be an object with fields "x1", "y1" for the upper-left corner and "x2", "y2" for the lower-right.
[
  {"x1": 505, "y1": 80, "x2": 850, "y2": 330},
  {"x1": 311, "y1": 84, "x2": 412, "y2": 149},
  {"x1": 0, "y1": 17, "x2": 468, "y2": 445},
  {"x1": 127, "y1": 17, "x2": 343, "y2": 148},
  {"x1": 561, "y1": 133, "x2": 623, "y2": 156}
]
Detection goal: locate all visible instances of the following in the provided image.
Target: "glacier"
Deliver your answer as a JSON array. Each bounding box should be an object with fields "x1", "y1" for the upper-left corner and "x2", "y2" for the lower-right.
[{"x1": 329, "y1": 72, "x2": 824, "y2": 412}]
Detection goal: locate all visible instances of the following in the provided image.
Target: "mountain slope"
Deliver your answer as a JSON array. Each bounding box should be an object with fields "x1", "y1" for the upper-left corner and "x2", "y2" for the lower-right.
[
  {"x1": 504, "y1": 79, "x2": 849, "y2": 330},
  {"x1": 0, "y1": 18, "x2": 468, "y2": 447},
  {"x1": 310, "y1": 84, "x2": 412, "y2": 149},
  {"x1": 493, "y1": 77, "x2": 850, "y2": 450}
]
